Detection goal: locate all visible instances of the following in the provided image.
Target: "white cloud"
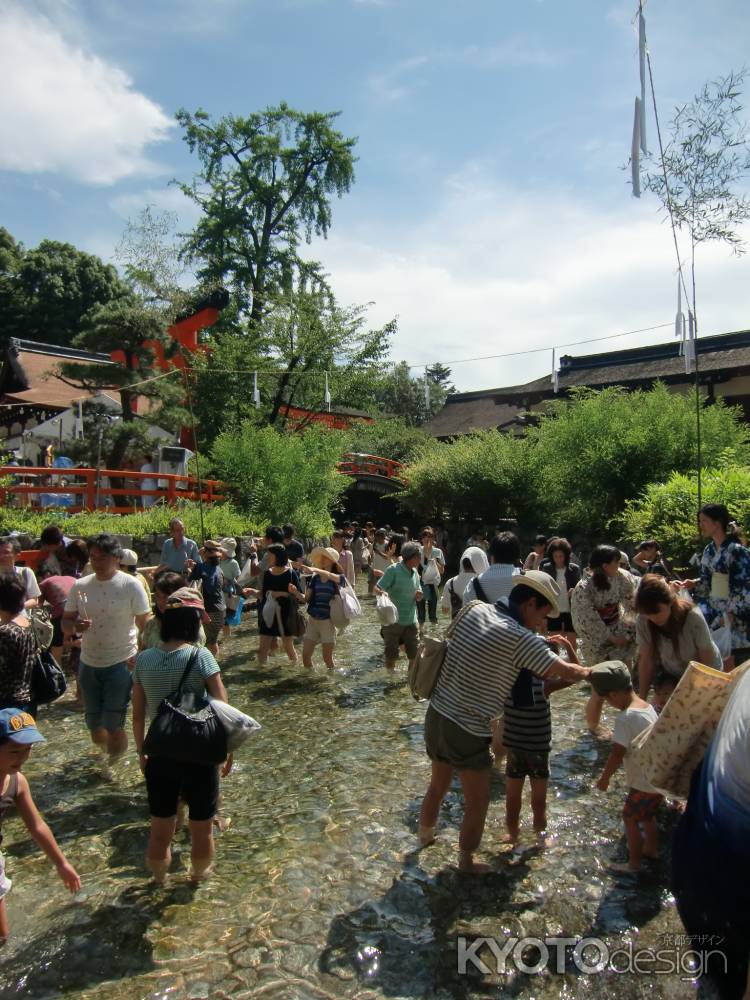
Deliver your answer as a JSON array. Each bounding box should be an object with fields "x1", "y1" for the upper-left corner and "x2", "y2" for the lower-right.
[
  {"x1": 0, "y1": 2, "x2": 173, "y2": 185},
  {"x1": 109, "y1": 185, "x2": 201, "y2": 225},
  {"x1": 313, "y1": 164, "x2": 750, "y2": 392}
]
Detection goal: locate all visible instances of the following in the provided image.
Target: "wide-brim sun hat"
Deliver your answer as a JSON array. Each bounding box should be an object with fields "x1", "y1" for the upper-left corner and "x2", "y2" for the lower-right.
[
  {"x1": 220, "y1": 537, "x2": 237, "y2": 558},
  {"x1": 201, "y1": 539, "x2": 223, "y2": 554},
  {"x1": 119, "y1": 548, "x2": 138, "y2": 567},
  {"x1": 512, "y1": 570, "x2": 561, "y2": 618},
  {"x1": 310, "y1": 546, "x2": 341, "y2": 568},
  {"x1": 164, "y1": 586, "x2": 211, "y2": 623}
]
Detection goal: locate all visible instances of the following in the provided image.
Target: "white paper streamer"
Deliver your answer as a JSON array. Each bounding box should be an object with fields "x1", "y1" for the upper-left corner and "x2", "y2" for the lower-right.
[
  {"x1": 424, "y1": 378, "x2": 430, "y2": 408},
  {"x1": 638, "y1": 10, "x2": 648, "y2": 155},
  {"x1": 324, "y1": 372, "x2": 331, "y2": 411},
  {"x1": 631, "y1": 97, "x2": 642, "y2": 197},
  {"x1": 675, "y1": 277, "x2": 686, "y2": 356},
  {"x1": 551, "y1": 348, "x2": 559, "y2": 394},
  {"x1": 252, "y1": 371, "x2": 260, "y2": 409}
]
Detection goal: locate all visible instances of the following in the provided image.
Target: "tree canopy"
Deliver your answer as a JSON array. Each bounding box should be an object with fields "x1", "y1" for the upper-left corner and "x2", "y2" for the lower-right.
[
  {"x1": 176, "y1": 104, "x2": 357, "y2": 330},
  {"x1": 0, "y1": 228, "x2": 126, "y2": 348}
]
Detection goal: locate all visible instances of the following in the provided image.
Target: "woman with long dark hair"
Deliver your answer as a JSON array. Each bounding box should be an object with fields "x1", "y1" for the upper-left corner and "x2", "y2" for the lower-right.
[
  {"x1": 635, "y1": 574, "x2": 722, "y2": 698},
  {"x1": 571, "y1": 544, "x2": 636, "y2": 733},
  {"x1": 684, "y1": 503, "x2": 750, "y2": 667}
]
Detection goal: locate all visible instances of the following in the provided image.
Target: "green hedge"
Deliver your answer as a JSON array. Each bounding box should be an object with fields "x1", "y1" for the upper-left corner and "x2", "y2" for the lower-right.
[{"x1": 0, "y1": 501, "x2": 257, "y2": 542}]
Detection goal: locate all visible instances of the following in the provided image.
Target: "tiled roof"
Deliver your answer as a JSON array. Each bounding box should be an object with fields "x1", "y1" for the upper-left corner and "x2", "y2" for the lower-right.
[{"x1": 1, "y1": 340, "x2": 119, "y2": 410}]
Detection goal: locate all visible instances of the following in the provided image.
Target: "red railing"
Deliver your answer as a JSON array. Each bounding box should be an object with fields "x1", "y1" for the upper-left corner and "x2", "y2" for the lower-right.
[
  {"x1": 337, "y1": 453, "x2": 403, "y2": 481},
  {"x1": 0, "y1": 466, "x2": 225, "y2": 514}
]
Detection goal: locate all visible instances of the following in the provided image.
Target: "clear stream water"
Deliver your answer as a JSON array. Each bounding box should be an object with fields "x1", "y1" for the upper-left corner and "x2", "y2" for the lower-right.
[{"x1": 1, "y1": 586, "x2": 706, "y2": 1000}]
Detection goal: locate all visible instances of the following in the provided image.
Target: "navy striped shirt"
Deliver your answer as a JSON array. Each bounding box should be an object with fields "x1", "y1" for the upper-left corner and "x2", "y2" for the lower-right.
[
  {"x1": 430, "y1": 602, "x2": 557, "y2": 738},
  {"x1": 503, "y1": 671, "x2": 552, "y2": 753},
  {"x1": 307, "y1": 573, "x2": 346, "y2": 620}
]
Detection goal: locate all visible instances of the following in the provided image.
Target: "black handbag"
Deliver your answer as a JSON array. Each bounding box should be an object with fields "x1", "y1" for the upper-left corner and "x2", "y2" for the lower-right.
[
  {"x1": 31, "y1": 648, "x2": 67, "y2": 705},
  {"x1": 142, "y1": 649, "x2": 227, "y2": 765}
]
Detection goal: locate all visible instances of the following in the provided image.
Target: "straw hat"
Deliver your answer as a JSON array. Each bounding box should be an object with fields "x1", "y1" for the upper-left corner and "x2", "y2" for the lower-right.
[
  {"x1": 119, "y1": 548, "x2": 138, "y2": 567},
  {"x1": 201, "y1": 539, "x2": 223, "y2": 554},
  {"x1": 511, "y1": 570, "x2": 561, "y2": 618},
  {"x1": 310, "y1": 546, "x2": 341, "y2": 568}
]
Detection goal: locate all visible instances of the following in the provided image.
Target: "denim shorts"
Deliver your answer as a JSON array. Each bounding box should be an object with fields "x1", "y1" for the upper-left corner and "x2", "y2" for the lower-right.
[{"x1": 79, "y1": 660, "x2": 132, "y2": 733}]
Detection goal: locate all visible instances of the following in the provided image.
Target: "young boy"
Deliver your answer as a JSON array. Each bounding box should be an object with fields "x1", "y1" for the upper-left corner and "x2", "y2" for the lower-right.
[
  {"x1": 651, "y1": 671, "x2": 678, "y2": 714},
  {"x1": 0, "y1": 708, "x2": 81, "y2": 940},
  {"x1": 503, "y1": 636, "x2": 576, "y2": 843},
  {"x1": 592, "y1": 661, "x2": 661, "y2": 874}
]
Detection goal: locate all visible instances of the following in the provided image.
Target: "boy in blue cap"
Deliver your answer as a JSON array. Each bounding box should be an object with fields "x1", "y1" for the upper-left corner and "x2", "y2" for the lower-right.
[{"x1": 0, "y1": 708, "x2": 81, "y2": 940}]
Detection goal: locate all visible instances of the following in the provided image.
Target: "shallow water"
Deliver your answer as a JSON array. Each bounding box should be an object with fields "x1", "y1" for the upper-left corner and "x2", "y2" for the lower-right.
[{"x1": 1, "y1": 587, "x2": 709, "y2": 999}]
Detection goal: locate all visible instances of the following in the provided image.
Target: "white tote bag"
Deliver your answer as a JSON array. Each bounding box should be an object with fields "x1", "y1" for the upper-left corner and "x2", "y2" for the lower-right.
[
  {"x1": 376, "y1": 592, "x2": 399, "y2": 625},
  {"x1": 340, "y1": 580, "x2": 362, "y2": 619},
  {"x1": 422, "y1": 558, "x2": 441, "y2": 585},
  {"x1": 262, "y1": 594, "x2": 279, "y2": 629}
]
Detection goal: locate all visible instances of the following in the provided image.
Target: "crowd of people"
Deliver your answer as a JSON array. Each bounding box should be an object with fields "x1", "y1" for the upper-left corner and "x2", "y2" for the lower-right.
[{"x1": 0, "y1": 509, "x2": 749, "y2": 996}]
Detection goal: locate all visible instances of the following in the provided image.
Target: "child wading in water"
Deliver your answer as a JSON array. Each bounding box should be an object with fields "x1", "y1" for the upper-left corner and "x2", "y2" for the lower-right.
[
  {"x1": 0, "y1": 709, "x2": 81, "y2": 940},
  {"x1": 503, "y1": 635, "x2": 578, "y2": 844},
  {"x1": 592, "y1": 661, "x2": 662, "y2": 874}
]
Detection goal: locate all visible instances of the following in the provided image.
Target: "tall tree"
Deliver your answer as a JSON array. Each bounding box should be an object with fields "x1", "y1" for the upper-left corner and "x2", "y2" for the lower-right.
[
  {"x1": 176, "y1": 103, "x2": 357, "y2": 330},
  {"x1": 376, "y1": 362, "x2": 447, "y2": 426},
  {"x1": 0, "y1": 233, "x2": 126, "y2": 348}
]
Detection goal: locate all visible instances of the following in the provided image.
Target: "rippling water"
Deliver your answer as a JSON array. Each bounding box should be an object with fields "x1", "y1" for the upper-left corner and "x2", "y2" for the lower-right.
[{"x1": 1, "y1": 586, "x2": 707, "y2": 999}]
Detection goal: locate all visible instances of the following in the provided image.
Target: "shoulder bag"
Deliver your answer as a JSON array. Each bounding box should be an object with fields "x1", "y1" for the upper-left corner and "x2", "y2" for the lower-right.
[
  {"x1": 143, "y1": 649, "x2": 228, "y2": 765},
  {"x1": 29, "y1": 611, "x2": 67, "y2": 706},
  {"x1": 408, "y1": 599, "x2": 485, "y2": 701}
]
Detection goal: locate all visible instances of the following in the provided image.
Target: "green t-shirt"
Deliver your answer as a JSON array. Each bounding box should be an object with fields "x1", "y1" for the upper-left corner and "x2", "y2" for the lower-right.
[{"x1": 379, "y1": 562, "x2": 420, "y2": 626}]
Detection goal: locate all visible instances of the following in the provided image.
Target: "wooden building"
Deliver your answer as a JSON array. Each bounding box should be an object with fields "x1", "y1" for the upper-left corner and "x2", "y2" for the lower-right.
[{"x1": 426, "y1": 328, "x2": 750, "y2": 439}]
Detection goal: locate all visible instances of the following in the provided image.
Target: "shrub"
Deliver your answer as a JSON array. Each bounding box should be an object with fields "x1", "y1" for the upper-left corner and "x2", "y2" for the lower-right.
[
  {"x1": 210, "y1": 423, "x2": 346, "y2": 537},
  {"x1": 623, "y1": 462, "x2": 750, "y2": 564}
]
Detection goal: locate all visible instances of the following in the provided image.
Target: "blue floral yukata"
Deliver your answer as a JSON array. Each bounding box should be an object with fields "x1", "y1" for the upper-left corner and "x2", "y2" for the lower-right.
[{"x1": 697, "y1": 538, "x2": 750, "y2": 648}]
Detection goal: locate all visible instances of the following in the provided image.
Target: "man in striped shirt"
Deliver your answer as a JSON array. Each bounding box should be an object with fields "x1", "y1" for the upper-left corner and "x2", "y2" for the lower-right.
[{"x1": 419, "y1": 572, "x2": 591, "y2": 873}]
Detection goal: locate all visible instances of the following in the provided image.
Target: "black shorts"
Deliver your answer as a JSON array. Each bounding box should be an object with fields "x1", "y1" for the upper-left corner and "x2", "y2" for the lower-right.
[
  {"x1": 546, "y1": 612, "x2": 574, "y2": 633},
  {"x1": 144, "y1": 756, "x2": 219, "y2": 822},
  {"x1": 51, "y1": 617, "x2": 64, "y2": 648}
]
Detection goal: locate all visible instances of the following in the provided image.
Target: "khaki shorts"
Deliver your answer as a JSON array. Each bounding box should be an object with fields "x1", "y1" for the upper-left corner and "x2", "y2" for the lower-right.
[
  {"x1": 424, "y1": 704, "x2": 492, "y2": 770},
  {"x1": 305, "y1": 616, "x2": 337, "y2": 646},
  {"x1": 382, "y1": 622, "x2": 419, "y2": 660}
]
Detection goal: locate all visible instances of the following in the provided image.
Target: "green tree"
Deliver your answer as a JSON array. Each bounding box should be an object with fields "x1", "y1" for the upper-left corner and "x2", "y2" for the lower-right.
[
  {"x1": 376, "y1": 361, "x2": 447, "y2": 426},
  {"x1": 344, "y1": 417, "x2": 432, "y2": 464},
  {"x1": 210, "y1": 422, "x2": 346, "y2": 536},
  {"x1": 190, "y1": 287, "x2": 394, "y2": 443},
  {"x1": 528, "y1": 384, "x2": 749, "y2": 539},
  {"x1": 425, "y1": 362, "x2": 456, "y2": 396},
  {"x1": 176, "y1": 104, "x2": 357, "y2": 330},
  {"x1": 0, "y1": 233, "x2": 126, "y2": 348}
]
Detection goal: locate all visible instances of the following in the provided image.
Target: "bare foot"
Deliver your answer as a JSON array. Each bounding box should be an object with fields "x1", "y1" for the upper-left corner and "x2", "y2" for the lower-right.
[
  {"x1": 418, "y1": 825, "x2": 436, "y2": 846},
  {"x1": 500, "y1": 832, "x2": 519, "y2": 845},
  {"x1": 609, "y1": 861, "x2": 640, "y2": 875},
  {"x1": 588, "y1": 726, "x2": 613, "y2": 740},
  {"x1": 458, "y1": 851, "x2": 493, "y2": 874}
]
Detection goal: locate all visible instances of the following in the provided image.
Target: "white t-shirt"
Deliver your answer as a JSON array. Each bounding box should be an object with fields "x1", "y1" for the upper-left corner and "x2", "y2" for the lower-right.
[
  {"x1": 613, "y1": 703, "x2": 659, "y2": 792},
  {"x1": 708, "y1": 667, "x2": 750, "y2": 811},
  {"x1": 556, "y1": 567, "x2": 571, "y2": 614},
  {"x1": 16, "y1": 566, "x2": 41, "y2": 602},
  {"x1": 65, "y1": 571, "x2": 151, "y2": 667}
]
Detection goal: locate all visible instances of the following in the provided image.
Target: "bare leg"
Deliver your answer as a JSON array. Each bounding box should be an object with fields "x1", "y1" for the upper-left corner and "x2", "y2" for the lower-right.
[
  {"x1": 258, "y1": 635, "x2": 272, "y2": 665},
  {"x1": 623, "y1": 815, "x2": 643, "y2": 871},
  {"x1": 384, "y1": 658, "x2": 397, "y2": 670},
  {"x1": 282, "y1": 637, "x2": 298, "y2": 663},
  {"x1": 504, "y1": 776, "x2": 523, "y2": 843},
  {"x1": 302, "y1": 639, "x2": 316, "y2": 669},
  {"x1": 586, "y1": 691, "x2": 605, "y2": 734},
  {"x1": 90, "y1": 726, "x2": 108, "y2": 750},
  {"x1": 147, "y1": 815, "x2": 177, "y2": 883},
  {"x1": 0, "y1": 898, "x2": 8, "y2": 941},
  {"x1": 457, "y1": 767, "x2": 492, "y2": 873},
  {"x1": 641, "y1": 817, "x2": 659, "y2": 859},
  {"x1": 530, "y1": 777, "x2": 548, "y2": 834},
  {"x1": 419, "y1": 760, "x2": 453, "y2": 843},
  {"x1": 189, "y1": 818, "x2": 215, "y2": 880},
  {"x1": 321, "y1": 642, "x2": 336, "y2": 670},
  {"x1": 106, "y1": 728, "x2": 127, "y2": 757}
]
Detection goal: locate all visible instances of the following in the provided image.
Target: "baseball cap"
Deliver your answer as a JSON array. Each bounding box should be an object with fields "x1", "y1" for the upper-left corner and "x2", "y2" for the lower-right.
[
  {"x1": 164, "y1": 587, "x2": 210, "y2": 623},
  {"x1": 590, "y1": 660, "x2": 633, "y2": 695},
  {"x1": 0, "y1": 708, "x2": 45, "y2": 745}
]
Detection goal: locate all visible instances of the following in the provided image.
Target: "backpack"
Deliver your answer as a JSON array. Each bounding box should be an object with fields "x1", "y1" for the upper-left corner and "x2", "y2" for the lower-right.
[
  {"x1": 408, "y1": 600, "x2": 485, "y2": 701},
  {"x1": 448, "y1": 579, "x2": 463, "y2": 618}
]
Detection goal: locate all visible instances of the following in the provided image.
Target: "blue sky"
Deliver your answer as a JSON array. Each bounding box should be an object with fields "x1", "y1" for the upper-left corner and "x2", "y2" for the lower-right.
[{"x1": 1, "y1": 0, "x2": 749, "y2": 391}]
